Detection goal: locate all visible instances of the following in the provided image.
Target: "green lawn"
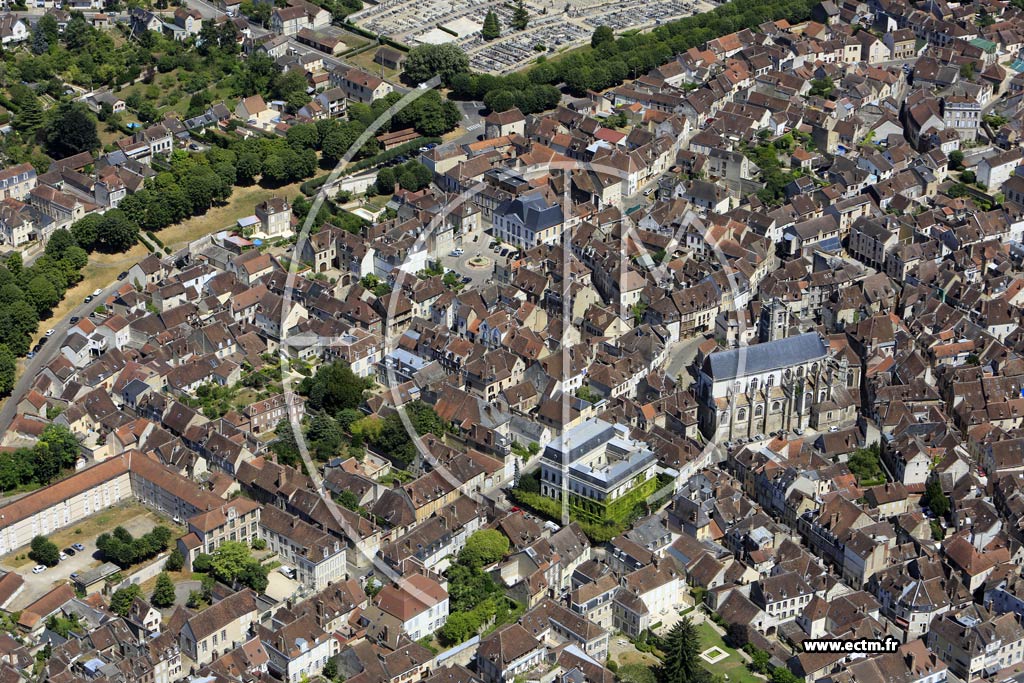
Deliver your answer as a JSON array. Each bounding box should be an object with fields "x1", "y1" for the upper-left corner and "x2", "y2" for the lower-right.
[{"x1": 695, "y1": 622, "x2": 763, "y2": 683}]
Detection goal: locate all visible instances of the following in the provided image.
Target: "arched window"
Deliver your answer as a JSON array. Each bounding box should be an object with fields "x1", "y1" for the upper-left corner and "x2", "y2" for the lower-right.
[
  {"x1": 804, "y1": 393, "x2": 812, "y2": 410},
  {"x1": 737, "y1": 408, "x2": 747, "y2": 421},
  {"x1": 767, "y1": 374, "x2": 775, "y2": 387},
  {"x1": 750, "y1": 378, "x2": 759, "y2": 393},
  {"x1": 819, "y1": 390, "x2": 827, "y2": 402},
  {"x1": 755, "y1": 405, "x2": 764, "y2": 417},
  {"x1": 811, "y1": 362, "x2": 819, "y2": 374},
  {"x1": 797, "y1": 366, "x2": 805, "y2": 378},
  {"x1": 772, "y1": 401, "x2": 782, "y2": 413}
]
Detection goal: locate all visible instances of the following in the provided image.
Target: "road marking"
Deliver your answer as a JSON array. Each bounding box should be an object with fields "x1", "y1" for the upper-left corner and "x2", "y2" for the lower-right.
[{"x1": 466, "y1": 123, "x2": 482, "y2": 131}]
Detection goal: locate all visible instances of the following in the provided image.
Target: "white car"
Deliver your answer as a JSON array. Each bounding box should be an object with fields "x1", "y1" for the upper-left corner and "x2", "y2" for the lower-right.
[
  {"x1": 32, "y1": 565, "x2": 45, "y2": 574},
  {"x1": 92, "y1": 288, "x2": 103, "y2": 297},
  {"x1": 58, "y1": 552, "x2": 68, "y2": 561},
  {"x1": 450, "y1": 249, "x2": 464, "y2": 257},
  {"x1": 45, "y1": 329, "x2": 54, "y2": 337}
]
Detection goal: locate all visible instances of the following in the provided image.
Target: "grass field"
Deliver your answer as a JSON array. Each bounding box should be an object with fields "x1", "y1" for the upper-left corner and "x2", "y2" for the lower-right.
[
  {"x1": 346, "y1": 48, "x2": 401, "y2": 83},
  {"x1": 154, "y1": 179, "x2": 306, "y2": 248},
  {"x1": 695, "y1": 622, "x2": 763, "y2": 683},
  {"x1": 1, "y1": 502, "x2": 178, "y2": 569}
]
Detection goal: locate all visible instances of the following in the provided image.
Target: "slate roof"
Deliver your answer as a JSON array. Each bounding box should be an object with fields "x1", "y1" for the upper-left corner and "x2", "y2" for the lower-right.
[{"x1": 705, "y1": 332, "x2": 828, "y2": 381}]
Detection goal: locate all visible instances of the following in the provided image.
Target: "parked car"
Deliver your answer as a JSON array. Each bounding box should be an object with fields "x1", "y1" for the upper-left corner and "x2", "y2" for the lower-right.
[
  {"x1": 63, "y1": 548, "x2": 75, "y2": 557},
  {"x1": 69, "y1": 573, "x2": 80, "y2": 581},
  {"x1": 71, "y1": 543, "x2": 85, "y2": 552},
  {"x1": 32, "y1": 565, "x2": 45, "y2": 574},
  {"x1": 461, "y1": 276, "x2": 472, "y2": 284},
  {"x1": 92, "y1": 288, "x2": 103, "y2": 297},
  {"x1": 45, "y1": 329, "x2": 54, "y2": 337},
  {"x1": 449, "y1": 248, "x2": 464, "y2": 256},
  {"x1": 26, "y1": 351, "x2": 35, "y2": 359},
  {"x1": 84, "y1": 295, "x2": 93, "y2": 304},
  {"x1": 116, "y1": 271, "x2": 128, "y2": 281},
  {"x1": 500, "y1": 249, "x2": 509, "y2": 257},
  {"x1": 58, "y1": 552, "x2": 68, "y2": 561},
  {"x1": 69, "y1": 317, "x2": 80, "y2": 325},
  {"x1": 31, "y1": 344, "x2": 41, "y2": 354},
  {"x1": 38, "y1": 337, "x2": 47, "y2": 346}
]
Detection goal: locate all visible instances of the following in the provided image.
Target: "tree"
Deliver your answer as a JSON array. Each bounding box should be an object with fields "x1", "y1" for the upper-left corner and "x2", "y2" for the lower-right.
[
  {"x1": 308, "y1": 412, "x2": 342, "y2": 460},
  {"x1": 924, "y1": 477, "x2": 951, "y2": 517},
  {"x1": 96, "y1": 209, "x2": 140, "y2": 253},
  {"x1": 657, "y1": 617, "x2": 711, "y2": 683},
  {"x1": 726, "y1": 623, "x2": 749, "y2": 648},
  {"x1": 165, "y1": 548, "x2": 184, "y2": 572},
  {"x1": 271, "y1": 418, "x2": 301, "y2": 467},
  {"x1": 10, "y1": 85, "x2": 44, "y2": 135},
  {"x1": 619, "y1": 664, "x2": 658, "y2": 683},
  {"x1": 29, "y1": 536, "x2": 60, "y2": 567},
  {"x1": 110, "y1": 584, "x2": 142, "y2": 617},
  {"x1": 770, "y1": 668, "x2": 801, "y2": 683},
  {"x1": 591, "y1": 25, "x2": 614, "y2": 49},
  {"x1": 302, "y1": 360, "x2": 371, "y2": 416},
  {"x1": 44, "y1": 102, "x2": 100, "y2": 159},
  {"x1": 482, "y1": 10, "x2": 501, "y2": 40},
  {"x1": 512, "y1": 0, "x2": 528, "y2": 30},
  {"x1": 438, "y1": 611, "x2": 478, "y2": 645},
  {"x1": 404, "y1": 44, "x2": 469, "y2": 86},
  {"x1": 71, "y1": 215, "x2": 102, "y2": 252},
  {"x1": 808, "y1": 76, "x2": 834, "y2": 98},
  {"x1": 323, "y1": 658, "x2": 340, "y2": 682},
  {"x1": 459, "y1": 529, "x2": 510, "y2": 568},
  {"x1": 960, "y1": 170, "x2": 977, "y2": 184},
  {"x1": 0, "y1": 345, "x2": 14, "y2": 397},
  {"x1": 949, "y1": 150, "x2": 964, "y2": 170},
  {"x1": 26, "y1": 275, "x2": 59, "y2": 317},
  {"x1": 151, "y1": 572, "x2": 176, "y2": 608}
]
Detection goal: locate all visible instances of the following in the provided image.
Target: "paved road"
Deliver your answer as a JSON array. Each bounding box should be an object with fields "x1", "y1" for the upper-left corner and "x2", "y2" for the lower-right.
[
  {"x1": 661, "y1": 334, "x2": 706, "y2": 386},
  {"x1": 0, "y1": 279, "x2": 123, "y2": 433}
]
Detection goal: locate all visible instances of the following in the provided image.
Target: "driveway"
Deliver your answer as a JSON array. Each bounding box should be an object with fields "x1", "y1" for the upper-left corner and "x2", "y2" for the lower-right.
[{"x1": 8, "y1": 547, "x2": 101, "y2": 610}]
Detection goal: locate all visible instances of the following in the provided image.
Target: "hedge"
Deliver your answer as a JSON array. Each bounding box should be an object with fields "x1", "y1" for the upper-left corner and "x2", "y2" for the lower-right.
[{"x1": 301, "y1": 136, "x2": 442, "y2": 196}]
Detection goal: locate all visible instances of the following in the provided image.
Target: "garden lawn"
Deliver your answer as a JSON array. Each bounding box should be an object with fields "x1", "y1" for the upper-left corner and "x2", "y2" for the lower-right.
[
  {"x1": 345, "y1": 48, "x2": 400, "y2": 82},
  {"x1": 695, "y1": 622, "x2": 763, "y2": 683}
]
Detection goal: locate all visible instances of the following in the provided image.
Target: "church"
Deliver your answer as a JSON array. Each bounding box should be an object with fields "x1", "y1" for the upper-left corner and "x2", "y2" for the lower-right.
[{"x1": 696, "y1": 330, "x2": 859, "y2": 441}]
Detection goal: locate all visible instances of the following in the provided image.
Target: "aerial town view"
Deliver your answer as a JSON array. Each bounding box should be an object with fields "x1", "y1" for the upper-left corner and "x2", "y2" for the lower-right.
[{"x1": 0, "y1": 0, "x2": 1021, "y2": 680}]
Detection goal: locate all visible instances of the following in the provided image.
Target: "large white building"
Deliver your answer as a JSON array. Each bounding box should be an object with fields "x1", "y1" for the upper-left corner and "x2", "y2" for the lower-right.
[
  {"x1": 492, "y1": 194, "x2": 565, "y2": 249},
  {"x1": 540, "y1": 419, "x2": 658, "y2": 522}
]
